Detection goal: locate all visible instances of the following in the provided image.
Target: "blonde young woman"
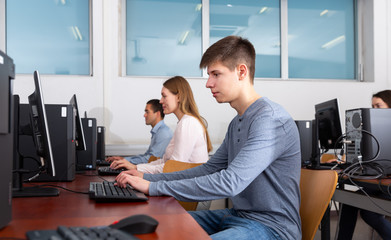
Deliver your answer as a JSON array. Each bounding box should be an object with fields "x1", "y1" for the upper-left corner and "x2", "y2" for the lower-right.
[{"x1": 111, "y1": 76, "x2": 212, "y2": 174}]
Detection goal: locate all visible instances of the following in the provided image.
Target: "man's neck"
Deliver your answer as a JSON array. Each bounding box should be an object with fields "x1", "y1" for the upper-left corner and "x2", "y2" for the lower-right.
[
  {"x1": 230, "y1": 86, "x2": 261, "y2": 116},
  {"x1": 151, "y1": 119, "x2": 162, "y2": 128}
]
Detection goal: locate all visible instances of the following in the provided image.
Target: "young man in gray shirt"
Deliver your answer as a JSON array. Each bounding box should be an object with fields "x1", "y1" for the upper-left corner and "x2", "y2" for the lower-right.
[{"x1": 116, "y1": 36, "x2": 301, "y2": 240}]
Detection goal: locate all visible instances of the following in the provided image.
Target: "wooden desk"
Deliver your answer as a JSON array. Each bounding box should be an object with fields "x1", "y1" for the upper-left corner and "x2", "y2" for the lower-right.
[
  {"x1": 333, "y1": 177, "x2": 391, "y2": 216},
  {"x1": 0, "y1": 172, "x2": 210, "y2": 240},
  {"x1": 320, "y1": 176, "x2": 391, "y2": 240}
]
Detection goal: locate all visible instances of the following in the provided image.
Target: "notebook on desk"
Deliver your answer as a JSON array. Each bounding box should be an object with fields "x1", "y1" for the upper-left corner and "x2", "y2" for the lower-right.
[{"x1": 89, "y1": 181, "x2": 148, "y2": 202}]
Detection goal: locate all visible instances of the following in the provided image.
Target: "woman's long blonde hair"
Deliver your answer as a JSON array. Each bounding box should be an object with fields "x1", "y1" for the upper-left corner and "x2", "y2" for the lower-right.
[{"x1": 163, "y1": 76, "x2": 212, "y2": 152}]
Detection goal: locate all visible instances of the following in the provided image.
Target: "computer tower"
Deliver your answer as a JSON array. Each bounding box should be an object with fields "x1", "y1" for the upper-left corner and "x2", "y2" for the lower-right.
[
  {"x1": 345, "y1": 108, "x2": 391, "y2": 174},
  {"x1": 0, "y1": 51, "x2": 14, "y2": 229},
  {"x1": 295, "y1": 120, "x2": 313, "y2": 167},
  {"x1": 0, "y1": 97, "x2": 15, "y2": 230},
  {"x1": 76, "y1": 118, "x2": 97, "y2": 170},
  {"x1": 19, "y1": 104, "x2": 76, "y2": 181},
  {"x1": 96, "y1": 126, "x2": 106, "y2": 162}
]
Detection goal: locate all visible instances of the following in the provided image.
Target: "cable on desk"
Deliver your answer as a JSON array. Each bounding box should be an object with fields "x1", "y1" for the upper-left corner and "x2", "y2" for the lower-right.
[
  {"x1": 338, "y1": 171, "x2": 391, "y2": 216},
  {"x1": 339, "y1": 129, "x2": 386, "y2": 179},
  {"x1": 377, "y1": 178, "x2": 391, "y2": 198},
  {"x1": 333, "y1": 133, "x2": 347, "y2": 163}
]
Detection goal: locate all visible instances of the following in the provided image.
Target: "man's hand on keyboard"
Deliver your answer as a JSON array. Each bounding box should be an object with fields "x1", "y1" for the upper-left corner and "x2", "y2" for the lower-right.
[
  {"x1": 122, "y1": 169, "x2": 144, "y2": 178},
  {"x1": 115, "y1": 172, "x2": 150, "y2": 195},
  {"x1": 110, "y1": 159, "x2": 137, "y2": 170},
  {"x1": 106, "y1": 156, "x2": 125, "y2": 163}
]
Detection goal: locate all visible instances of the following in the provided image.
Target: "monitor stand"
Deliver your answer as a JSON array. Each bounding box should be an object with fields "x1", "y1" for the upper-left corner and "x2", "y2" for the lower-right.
[
  {"x1": 13, "y1": 186, "x2": 59, "y2": 197},
  {"x1": 12, "y1": 155, "x2": 59, "y2": 198}
]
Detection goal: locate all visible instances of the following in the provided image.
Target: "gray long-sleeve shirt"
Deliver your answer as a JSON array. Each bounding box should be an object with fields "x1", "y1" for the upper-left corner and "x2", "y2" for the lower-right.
[{"x1": 145, "y1": 97, "x2": 301, "y2": 240}]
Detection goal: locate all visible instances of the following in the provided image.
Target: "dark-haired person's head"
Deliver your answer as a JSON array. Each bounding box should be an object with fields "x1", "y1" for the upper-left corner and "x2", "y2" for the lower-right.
[
  {"x1": 144, "y1": 99, "x2": 164, "y2": 128},
  {"x1": 147, "y1": 99, "x2": 165, "y2": 118},
  {"x1": 372, "y1": 90, "x2": 391, "y2": 108},
  {"x1": 200, "y1": 35, "x2": 256, "y2": 84}
]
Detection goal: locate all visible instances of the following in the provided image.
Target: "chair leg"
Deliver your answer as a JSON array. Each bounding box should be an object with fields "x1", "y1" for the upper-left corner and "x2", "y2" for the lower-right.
[{"x1": 320, "y1": 206, "x2": 331, "y2": 240}]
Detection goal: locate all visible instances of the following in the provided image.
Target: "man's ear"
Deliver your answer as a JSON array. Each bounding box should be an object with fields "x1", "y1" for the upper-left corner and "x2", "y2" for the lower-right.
[{"x1": 237, "y1": 64, "x2": 248, "y2": 80}]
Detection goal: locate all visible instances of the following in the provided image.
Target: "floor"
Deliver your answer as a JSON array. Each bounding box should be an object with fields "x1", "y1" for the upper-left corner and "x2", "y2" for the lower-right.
[{"x1": 314, "y1": 211, "x2": 383, "y2": 240}]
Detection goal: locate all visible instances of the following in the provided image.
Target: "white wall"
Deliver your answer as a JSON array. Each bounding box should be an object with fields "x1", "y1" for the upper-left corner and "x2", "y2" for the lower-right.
[{"x1": 12, "y1": 0, "x2": 391, "y2": 156}]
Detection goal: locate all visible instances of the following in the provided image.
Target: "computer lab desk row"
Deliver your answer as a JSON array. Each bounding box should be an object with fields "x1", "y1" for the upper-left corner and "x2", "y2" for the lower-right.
[
  {"x1": 0, "y1": 171, "x2": 210, "y2": 240},
  {"x1": 321, "y1": 174, "x2": 391, "y2": 240}
]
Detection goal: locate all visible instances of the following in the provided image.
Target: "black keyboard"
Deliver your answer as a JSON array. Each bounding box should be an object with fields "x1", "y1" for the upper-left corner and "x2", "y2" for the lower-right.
[
  {"x1": 26, "y1": 225, "x2": 139, "y2": 240},
  {"x1": 89, "y1": 181, "x2": 148, "y2": 202},
  {"x1": 96, "y1": 159, "x2": 110, "y2": 166},
  {"x1": 98, "y1": 166, "x2": 124, "y2": 175}
]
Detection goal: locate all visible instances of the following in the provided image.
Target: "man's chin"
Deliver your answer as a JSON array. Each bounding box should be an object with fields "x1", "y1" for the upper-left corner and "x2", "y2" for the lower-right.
[{"x1": 214, "y1": 96, "x2": 226, "y2": 103}]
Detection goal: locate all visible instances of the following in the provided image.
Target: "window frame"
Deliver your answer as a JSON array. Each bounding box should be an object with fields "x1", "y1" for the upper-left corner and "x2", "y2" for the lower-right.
[
  {"x1": 121, "y1": 0, "x2": 370, "y2": 82},
  {"x1": 1, "y1": 0, "x2": 95, "y2": 76},
  {"x1": 0, "y1": 0, "x2": 373, "y2": 82}
]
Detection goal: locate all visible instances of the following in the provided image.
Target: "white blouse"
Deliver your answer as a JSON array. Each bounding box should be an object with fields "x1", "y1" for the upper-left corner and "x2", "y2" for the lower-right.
[{"x1": 136, "y1": 114, "x2": 209, "y2": 173}]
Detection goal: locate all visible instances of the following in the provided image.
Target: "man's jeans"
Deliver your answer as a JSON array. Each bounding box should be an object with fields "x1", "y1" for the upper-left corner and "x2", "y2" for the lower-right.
[{"x1": 189, "y1": 208, "x2": 281, "y2": 240}]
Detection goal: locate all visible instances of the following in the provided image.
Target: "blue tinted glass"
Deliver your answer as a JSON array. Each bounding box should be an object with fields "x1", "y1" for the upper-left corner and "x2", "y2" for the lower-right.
[
  {"x1": 288, "y1": 0, "x2": 355, "y2": 79},
  {"x1": 6, "y1": 0, "x2": 90, "y2": 75},
  {"x1": 126, "y1": 0, "x2": 202, "y2": 77},
  {"x1": 210, "y1": 0, "x2": 280, "y2": 78}
]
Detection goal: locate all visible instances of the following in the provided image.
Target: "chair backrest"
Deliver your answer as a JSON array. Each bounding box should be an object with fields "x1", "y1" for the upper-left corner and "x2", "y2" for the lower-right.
[
  {"x1": 320, "y1": 153, "x2": 345, "y2": 164},
  {"x1": 163, "y1": 160, "x2": 203, "y2": 211},
  {"x1": 300, "y1": 168, "x2": 338, "y2": 240},
  {"x1": 148, "y1": 155, "x2": 159, "y2": 163}
]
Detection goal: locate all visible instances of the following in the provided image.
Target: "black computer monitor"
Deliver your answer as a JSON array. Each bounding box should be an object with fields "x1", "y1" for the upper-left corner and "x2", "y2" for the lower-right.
[
  {"x1": 69, "y1": 94, "x2": 86, "y2": 151},
  {"x1": 28, "y1": 71, "x2": 56, "y2": 175},
  {"x1": 12, "y1": 71, "x2": 59, "y2": 197},
  {"x1": 308, "y1": 99, "x2": 344, "y2": 169},
  {"x1": 315, "y1": 98, "x2": 343, "y2": 151}
]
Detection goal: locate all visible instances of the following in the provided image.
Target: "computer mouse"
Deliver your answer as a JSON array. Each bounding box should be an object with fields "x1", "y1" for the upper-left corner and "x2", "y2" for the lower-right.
[{"x1": 109, "y1": 214, "x2": 158, "y2": 234}]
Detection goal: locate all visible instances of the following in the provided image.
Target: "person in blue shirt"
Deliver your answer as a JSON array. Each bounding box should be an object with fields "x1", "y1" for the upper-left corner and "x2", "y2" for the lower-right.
[
  {"x1": 115, "y1": 36, "x2": 301, "y2": 240},
  {"x1": 106, "y1": 99, "x2": 173, "y2": 169}
]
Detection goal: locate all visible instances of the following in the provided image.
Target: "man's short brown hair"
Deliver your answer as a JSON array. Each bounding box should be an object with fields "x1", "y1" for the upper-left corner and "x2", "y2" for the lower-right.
[
  {"x1": 147, "y1": 99, "x2": 164, "y2": 119},
  {"x1": 199, "y1": 35, "x2": 256, "y2": 84}
]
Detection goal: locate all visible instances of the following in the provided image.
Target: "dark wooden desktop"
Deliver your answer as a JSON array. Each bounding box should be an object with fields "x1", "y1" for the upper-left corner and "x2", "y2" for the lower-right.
[
  {"x1": 0, "y1": 171, "x2": 210, "y2": 240},
  {"x1": 333, "y1": 177, "x2": 391, "y2": 216},
  {"x1": 321, "y1": 174, "x2": 391, "y2": 240}
]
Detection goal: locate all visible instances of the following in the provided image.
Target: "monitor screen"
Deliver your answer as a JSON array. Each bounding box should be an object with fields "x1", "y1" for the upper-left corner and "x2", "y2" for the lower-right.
[
  {"x1": 69, "y1": 94, "x2": 86, "y2": 151},
  {"x1": 27, "y1": 71, "x2": 56, "y2": 176},
  {"x1": 12, "y1": 71, "x2": 59, "y2": 197},
  {"x1": 315, "y1": 98, "x2": 343, "y2": 151}
]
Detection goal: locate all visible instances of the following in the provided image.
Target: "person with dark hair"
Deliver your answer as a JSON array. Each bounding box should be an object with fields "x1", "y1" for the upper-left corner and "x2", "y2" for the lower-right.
[
  {"x1": 106, "y1": 99, "x2": 172, "y2": 166},
  {"x1": 337, "y1": 90, "x2": 391, "y2": 240},
  {"x1": 115, "y1": 36, "x2": 301, "y2": 240},
  {"x1": 372, "y1": 89, "x2": 391, "y2": 108}
]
